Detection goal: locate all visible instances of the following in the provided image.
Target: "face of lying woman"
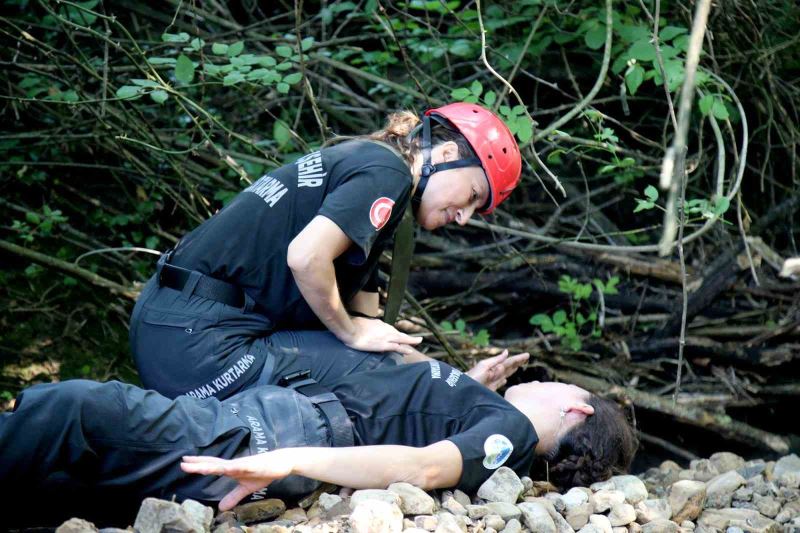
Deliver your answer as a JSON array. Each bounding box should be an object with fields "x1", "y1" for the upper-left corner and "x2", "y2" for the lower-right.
[{"x1": 414, "y1": 142, "x2": 490, "y2": 231}]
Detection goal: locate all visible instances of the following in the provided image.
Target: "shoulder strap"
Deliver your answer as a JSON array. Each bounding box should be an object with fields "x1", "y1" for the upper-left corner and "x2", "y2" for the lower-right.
[{"x1": 384, "y1": 202, "x2": 415, "y2": 325}]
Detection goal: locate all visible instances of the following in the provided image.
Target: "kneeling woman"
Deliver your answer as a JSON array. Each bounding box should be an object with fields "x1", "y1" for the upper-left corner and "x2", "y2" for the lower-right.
[
  {"x1": 0, "y1": 361, "x2": 637, "y2": 523},
  {"x1": 129, "y1": 103, "x2": 523, "y2": 400}
]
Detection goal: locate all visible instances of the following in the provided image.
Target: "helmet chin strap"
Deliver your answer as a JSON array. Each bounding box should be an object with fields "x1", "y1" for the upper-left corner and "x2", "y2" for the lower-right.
[{"x1": 410, "y1": 114, "x2": 482, "y2": 213}]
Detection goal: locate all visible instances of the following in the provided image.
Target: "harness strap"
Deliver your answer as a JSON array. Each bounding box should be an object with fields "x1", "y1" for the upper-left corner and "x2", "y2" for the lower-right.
[{"x1": 279, "y1": 371, "x2": 355, "y2": 448}]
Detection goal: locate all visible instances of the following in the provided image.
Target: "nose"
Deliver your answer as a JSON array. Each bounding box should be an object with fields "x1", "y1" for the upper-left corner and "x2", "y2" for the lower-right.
[{"x1": 455, "y1": 204, "x2": 476, "y2": 226}]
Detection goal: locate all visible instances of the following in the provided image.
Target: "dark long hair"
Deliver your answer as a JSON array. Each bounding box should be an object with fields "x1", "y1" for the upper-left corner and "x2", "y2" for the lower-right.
[{"x1": 536, "y1": 395, "x2": 639, "y2": 490}]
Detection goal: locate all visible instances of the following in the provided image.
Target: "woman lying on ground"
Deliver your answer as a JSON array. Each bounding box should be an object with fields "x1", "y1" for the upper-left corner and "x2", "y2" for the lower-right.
[{"x1": 0, "y1": 356, "x2": 637, "y2": 525}]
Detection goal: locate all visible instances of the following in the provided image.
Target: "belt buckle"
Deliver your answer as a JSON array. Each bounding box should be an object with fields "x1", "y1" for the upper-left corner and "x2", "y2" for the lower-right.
[{"x1": 278, "y1": 369, "x2": 311, "y2": 388}]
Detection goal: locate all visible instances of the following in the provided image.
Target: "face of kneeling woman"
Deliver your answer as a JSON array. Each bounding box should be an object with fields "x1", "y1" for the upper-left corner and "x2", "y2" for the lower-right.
[
  {"x1": 504, "y1": 381, "x2": 595, "y2": 457},
  {"x1": 412, "y1": 141, "x2": 491, "y2": 230}
]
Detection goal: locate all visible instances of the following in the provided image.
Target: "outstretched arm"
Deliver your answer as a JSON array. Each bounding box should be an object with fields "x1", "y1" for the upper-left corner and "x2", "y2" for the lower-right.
[
  {"x1": 182, "y1": 440, "x2": 462, "y2": 511},
  {"x1": 399, "y1": 348, "x2": 530, "y2": 392}
]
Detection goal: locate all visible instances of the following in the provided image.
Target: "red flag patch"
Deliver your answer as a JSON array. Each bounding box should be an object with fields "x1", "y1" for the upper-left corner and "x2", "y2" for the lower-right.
[{"x1": 369, "y1": 197, "x2": 395, "y2": 230}]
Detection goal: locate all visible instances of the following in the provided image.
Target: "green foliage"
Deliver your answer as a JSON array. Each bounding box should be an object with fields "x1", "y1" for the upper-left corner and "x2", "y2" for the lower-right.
[
  {"x1": 441, "y1": 319, "x2": 491, "y2": 347},
  {"x1": 12, "y1": 206, "x2": 69, "y2": 243},
  {"x1": 529, "y1": 275, "x2": 619, "y2": 351},
  {"x1": 634, "y1": 185, "x2": 659, "y2": 213}
]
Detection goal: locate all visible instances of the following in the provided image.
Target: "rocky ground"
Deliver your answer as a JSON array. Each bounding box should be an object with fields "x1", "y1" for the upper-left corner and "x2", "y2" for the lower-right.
[{"x1": 51, "y1": 452, "x2": 800, "y2": 533}]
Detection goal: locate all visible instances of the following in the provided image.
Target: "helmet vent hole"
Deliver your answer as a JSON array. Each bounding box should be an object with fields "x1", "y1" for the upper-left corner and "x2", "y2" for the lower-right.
[
  {"x1": 502, "y1": 147, "x2": 507, "y2": 153},
  {"x1": 488, "y1": 154, "x2": 493, "y2": 159},
  {"x1": 472, "y1": 109, "x2": 478, "y2": 113}
]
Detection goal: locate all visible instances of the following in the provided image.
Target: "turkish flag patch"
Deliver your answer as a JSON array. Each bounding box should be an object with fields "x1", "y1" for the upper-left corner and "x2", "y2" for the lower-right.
[{"x1": 369, "y1": 197, "x2": 395, "y2": 230}]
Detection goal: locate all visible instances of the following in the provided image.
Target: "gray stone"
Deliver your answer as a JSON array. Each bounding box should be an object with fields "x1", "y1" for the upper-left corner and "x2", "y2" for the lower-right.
[
  {"x1": 518, "y1": 502, "x2": 557, "y2": 533},
  {"x1": 250, "y1": 524, "x2": 291, "y2": 533},
  {"x1": 612, "y1": 476, "x2": 649, "y2": 505},
  {"x1": 779, "y1": 472, "x2": 800, "y2": 489},
  {"x1": 403, "y1": 529, "x2": 431, "y2": 533},
  {"x1": 697, "y1": 508, "x2": 773, "y2": 530},
  {"x1": 414, "y1": 515, "x2": 438, "y2": 531},
  {"x1": 233, "y1": 499, "x2": 286, "y2": 525},
  {"x1": 545, "y1": 492, "x2": 567, "y2": 514},
  {"x1": 690, "y1": 460, "x2": 721, "y2": 483},
  {"x1": 680, "y1": 521, "x2": 695, "y2": 529},
  {"x1": 707, "y1": 471, "x2": 747, "y2": 509},
  {"x1": 485, "y1": 502, "x2": 522, "y2": 522},
  {"x1": 737, "y1": 460, "x2": 767, "y2": 480},
  {"x1": 351, "y1": 489, "x2": 402, "y2": 509},
  {"x1": 434, "y1": 512, "x2": 466, "y2": 533},
  {"x1": 775, "y1": 500, "x2": 800, "y2": 523},
  {"x1": 613, "y1": 528, "x2": 628, "y2": 533},
  {"x1": 590, "y1": 514, "x2": 614, "y2": 533},
  {"x1": 521, "y1": 477, "x2": 534, "y2": 493},
  {"x1": 636, "y1": 499, "x2": 673, "y2": 524},
  {"x1": 774, "y1": 455, "x2": 800, "y2": 481},
  {"x1": 500, "y1": 518, "x2": 522, "y2": 533},
  {"x1": 389, "y1": 483, "x2": 437, "y2": 515},
  {"x1": 56, "y1": 518, "x2": 99, "y2": 533},
  {"x1": 592, "y1": 480, "x2": 618, "y2": 492},
  {"x1": 350, "y1": 500, "x2": 403, "y2": 533},
  {"x1": 135, "y1": 498, "x2": 204, "y2": 533},
  {"x1": 609, "y1": 504, "x2": 637, "y2": 527},
  {"x1": 453, "y1": 489, "x2": 472, "y2": 509},
  {"x1": 442, "y1": 495, "x2": 467, "y2": 516},
  {"x1": 669, "y1": 481, "x2": 707, "y2": 523},
  {"x1": 214, "y1": 511, "x2": 237, "y2": 527},
  {"x1": 710, "y1": 453, "x2": 746, "y2": 475},
  {"x1": 98, "y1": 529, "x2": 130, "y2": 533},
  {"x1": 640, "y1": 519, "x2": 679, "y2": 533},
  {"x1": 753, "y1": 493, "x2": 781, "y2": 518},
  {"x1": 732, "y1": 486, "x2": 754, "y2": 502},
  {"x1": 477, "y1": 467, "x2": 525, "y2": 504},
  {"x1": 486, "y1": 514, "x2": 506, "y2": 531},
  {"x1": 524, "y1": 497, "x2": 573, "y2": 533},
  {"x1": 315, "y1": 493, "x2": 349, "y2": 519},
  {"x1": 725, "y1": 528, "x2": 745, "y2": 533},
  {"x1": 595, "y1": 490, "x2": 627, "y2": 513},
  {"x1": 629, "y1": 523, "x2": 643, "y2": 533},
  {"x1": 467, "y1": 504, "x2": 490, "y2": 519},
  {"x1": 577, "y1": 526, "x2": 603, "y2": 533},
  {"x1": 180, "y1": 499, "x2": 214, "y2": 533}
]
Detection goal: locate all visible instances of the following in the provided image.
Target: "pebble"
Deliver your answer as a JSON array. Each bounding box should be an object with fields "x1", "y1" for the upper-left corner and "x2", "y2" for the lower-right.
[
  {"x1": 705, "y1": 471, "x2": 746, "y2": 508},
  {"x1": 56, "y1": 518, "x2": 99, "y2": 533},
  {"x1": 772, "y1": 454, "x2": 800, "y2": 482},
  {"x1": 389, "y1": 483, "x2": 437, "y2": 515},
  {"x1": 485, "y1": 514, "x2": 506, "y2": 531},
  {"x1": 594, "y1": 490, "x2": 626, "y2": 513},
  {"x1": 467, "y1": 504, "x2": 490, "y2": 519},
  {"x1": 349, "y1": 500, "x2": 403, "y2": 533},
  {"x1": 414, "y1": 514, "x2": 438, "y2": 531},
  {"x1": 484, "y1": 501, "x2": 522, "y2": 522},
  {"x1": 709, "y1": 453, "x2": 745, "y2": 475},
  {"x1": 737, "y1": 460, "x2": 767, "y2": 480},
  {"x1": 635, "y1": 498, "x2": 672, "y2": 524},
  {"x1": 640, "y1": 519, "x2": 679, "y2": 533},
  {"x1": 234, "y1": 499, "x2": 286, "y2": 524},
  {"x1": 477, "y1": 467, "x2": 525, "y2": 504},
  {"x1": 589, "y1": 513, "x2": 614, "y2": 533},
  {"x1": 434, "y1": 512, "x2": 465, "y2": 533},
  {"x1": 135, "y1": 497, "x2": 215, "y2": 533},
  {"x1": 668, "y1": 480, "x2": 707, "y2": 522},
  {"x1": 610, "y1": 475, "x2": 649, "y2": 505},
  {"x1": 500, "y1": 518, "x2": 522, "y2": 533},
  {"x1": 441, "y1": 495, "x2": 467, "y2": 516},
  {"x1": 453, "y1": 490, "x2": 472, "y2": 509},
  {"x1": 608, "y1": 503, "x2": 636, "y2": 526},
  {"x1": 350, "y1": 489, "x2": 402, "y2": 509},
  {"x1": 517, "y1": 501, "x2": 556, "y2": 533}
]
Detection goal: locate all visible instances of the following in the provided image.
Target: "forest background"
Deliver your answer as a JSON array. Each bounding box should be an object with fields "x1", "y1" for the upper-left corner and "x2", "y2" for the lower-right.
[{"x1": 1, "y1": 0, "x2": 799, "y2": 466}]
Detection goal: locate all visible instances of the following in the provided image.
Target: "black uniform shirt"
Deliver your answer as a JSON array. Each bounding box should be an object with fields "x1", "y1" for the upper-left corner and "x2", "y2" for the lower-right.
[
  {"x1": 171, "y1": 141, "x2": 412, "y2": 329},
  {"x1": 330, "y1": 362, "x2": 539, "y2": 493}
]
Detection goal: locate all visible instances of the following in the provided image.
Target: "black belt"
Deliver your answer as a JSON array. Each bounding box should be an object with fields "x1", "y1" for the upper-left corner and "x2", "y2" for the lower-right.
[
  {"x1": 279, "y1": 370, "x2": 355, "y2": 448},
  {"x1": 158, "y1": 263, "x2": 245, "y2": 308}
]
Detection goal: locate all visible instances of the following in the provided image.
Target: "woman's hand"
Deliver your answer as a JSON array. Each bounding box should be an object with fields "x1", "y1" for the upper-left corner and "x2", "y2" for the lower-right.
[
  {"x1": 345, "y1": 317, "x2": 423, "y2": 353},
  {"x1": 181, "y1": 453, "x2": 293, "y2": 511},
  {"x1": 466, "y1": 350, "x2": 530, "y2": 391}
]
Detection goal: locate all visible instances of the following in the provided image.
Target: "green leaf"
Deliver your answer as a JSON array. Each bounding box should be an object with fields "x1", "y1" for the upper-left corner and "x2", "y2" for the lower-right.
[
  {"x1": 451, "y1": 87, "x2": 471, "y2": 100},
  {"x1": 227, "y1": 41, "x2": 245, "y2": 57},
  {"x1": 713, "y1": 196, "x2": 731, "y2": 216},
  {"x1": 625, "y1": 64, "x2": 645, "y2": 95},
  {"x1": 276, "y1": 45, "x2": 294, "y2": 58},
  {"x1": 617, "y1": 24, "x2": 650, "y2": 43},
  {"x1": 605, "y1": 276, "x2": 620, "y2": 295},
  {"x1": 282, "y1": 72, "x2": 303, "y2": 85},
  {"x1": 161, "y1": 32, "x2": 190, "y2": 43},
  {"x1": 483, "y1": 91, "x2": 497, "y2": 107},
  {"x1": 576, "y1": 312, "x2": 586, "y2": 326},
  {"x1": 116, "y1": 85, "x2": 142, "y2": 99},
  {"x1": 711, "y1": 99, "x2": 730, "y2": 120},
  {"x1": 449, "y1": 39, "x2": 473, "y2": 57},
  {"x1": 633, "y1": 199, "x2": 654, "y2": 213},
  {"x1": 441, "y1": 320, "x2": 454, "y2": 331},
  {"x1": 147, "y1": 57, "x2": 176, "y2": 65},
  {"x1": 259, "y1": 56, "x2": 278, "y2": 67},
  {"x1": 211, "y1": 43, "x2": 229, "y2": 55},
  {"x1": 276, "y1": 82, "x2": 290, "y2": 94},
  {"x1": 474, "y1": 329, "x2": 490, "y2": 347},
  {"x1": 629, "y1": 39, "x2": 656, "y2": 61},
  {"x1": 26, "y1": 212, "x2": 41, "y2": 224},
  {"x1": 699, "y1": 94, "x2": 714, "y2": 115},
  {"x1": 552, "y1": 310, "x2": 567, "y2": 326},
  {"x1": 516, "y1": 119, "x2": 533, "y2": 143},
  {"x1": 301, "y1": 37, "x2": 315, "y2": 51},
  {"x1": 131, "y1": 79, "x2": 160, "y2": 88},
  {"x1": 584, "y1": 23, "x2": 606, "y2": 50},
  {"x1": 223, "y1": 71, "x2": 245, "y2": 86},
  {"x1": 149, "y1": 90, "x2": 169, "y2": 104},
  {"x1": 470, "y1": 80, "x2": 483, "y2": 97},
  {"x1": 659, "y1": 26, "x2": 687, "y2": 41},
  {"x1": 273, "y1": 120, "x2": 291, "y2": 147},
  {"x1": 645, "y1": 184, "x2": 659, "y2": 201},
  {"x1": 455, "y1": 319, "x2": 466, "y2": 333},
  {"x1": 189, "y1": 37, "x2": 205, "y2": 51},
  {"x1": 61, "y1": 90, "x2": 79, "y2": 102},
  {"x1": 174, "y1": 54, "x2": 195, "y2": 84},
  {"x1": 275, "y1": 61, "x2": 294, "y2": 71}
]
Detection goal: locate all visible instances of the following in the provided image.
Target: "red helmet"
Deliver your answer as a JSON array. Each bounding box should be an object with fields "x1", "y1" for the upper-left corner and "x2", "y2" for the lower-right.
[{"x1": 426, "y1": 103, "x2": 522, "y2": 214}]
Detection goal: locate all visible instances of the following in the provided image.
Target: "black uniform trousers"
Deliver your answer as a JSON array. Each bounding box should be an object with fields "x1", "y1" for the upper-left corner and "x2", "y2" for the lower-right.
[
  {"x1": 130, "y1": 256, "x2": 399, "y2": 400},
  {"x1": 0, "y1": 379, "x2": 329, "y2": 526}
]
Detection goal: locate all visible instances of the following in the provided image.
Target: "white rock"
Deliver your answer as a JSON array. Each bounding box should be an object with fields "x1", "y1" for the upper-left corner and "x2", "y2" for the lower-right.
[
  {"x1": 414, "y1": 515, "x2": 438, "y2": 531},
  {"x1": 350, "y1": 500, "x2": 403, "y2": 533},
  {"x1": 668, "y1": 481, "x2": 706, "y2": 523},
  {"x1": 590, "y1": 514, "x2": 614, "y2": 533},
  {"x1": 524, "y1": 497, "x2": 573, "y2": 533},
  {"x1": 709, "y1": 453, "x2": 745, "y2": 474},
  {"x1": 485, "y1": 502, "x2": 522, "y2": 522},
  {"x1": 442, "y1": 495, "x2": 467, "y2": 516},
  {"x1": 577, "y1": 526, "x2": 603, "y2": 533},
  {"x1": 466, "y1": 504, "x2": 489, "y2": 519},
  {"x1": 705, "y1": 471, "x2": 746, "y2": 509},
  {"x1": 773, "y1": 454, "x2": 800, "y2": 480},
  {"x1": 477, "y1": 467, "x2": 525, "y2": 504},
  {"x1": 640, "y1": 519, "x2": 680, "y2": 533},
  {"x1": 609, "y1": 503, "x2": 637, "y2": 527},
  {"x1": 517, "y1": 502, "x2": 556, "y2": 533},
  {"x1": 388, "y1": 483, "x2": 437, "y2": 515},
  {"x1": 611, "y1": 476, "x2": 649, "y2": 505},
  {"x1": 453, "y1": 490, "x2": 471, "y2": 508},
  {"x1": 635, "y1": 499, "x2": 672, "y2": 524},
  {"x1": 350, "y1": 489, "x2": 402, "y2": 510},
  {"x1": 594, "y1": 490, "x2": 626, "y2": 513},
  {"x1": 434, "y1": 512, "x2": 465, "y2": 533},
  {"x1": 485, "y1": 514, "x2": 506, "y2": 531},
  {"x1": 500, "y1": 518, "x2": 522, "y2": 533}
]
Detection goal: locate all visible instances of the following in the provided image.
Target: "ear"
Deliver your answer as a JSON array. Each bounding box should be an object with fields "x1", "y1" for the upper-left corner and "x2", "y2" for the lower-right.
[
  {"x1": 566, "y1": 402, "x2": 595, "y2": 417},
  {"x1": 439, "y1": 141, "x2": 460, "y2": 162}
]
